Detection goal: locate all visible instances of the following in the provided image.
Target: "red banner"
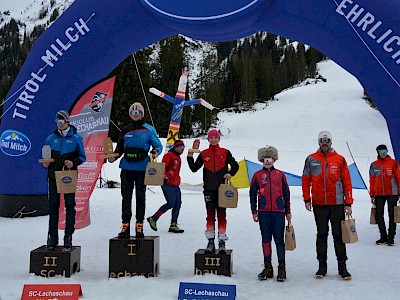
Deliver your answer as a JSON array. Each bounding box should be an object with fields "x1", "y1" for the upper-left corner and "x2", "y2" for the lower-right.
[
  {"x1": 21, "y1": 284, "x2": 82, "y2": 300},
  {"x1": 58, "y1": 77, "x2": 116, "y2": 229}
]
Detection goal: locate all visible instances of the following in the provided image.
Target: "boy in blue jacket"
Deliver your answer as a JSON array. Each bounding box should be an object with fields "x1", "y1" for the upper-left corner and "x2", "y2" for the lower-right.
[
  {"x1": 250, "y1": 146, "x2": 291, "y2": 282},
  {"x1": 42, "y1": 110, "x2": 86, "y2": 250},
  {"x1": 108, "y1": 102, "x2": 162, "y2": 238}
]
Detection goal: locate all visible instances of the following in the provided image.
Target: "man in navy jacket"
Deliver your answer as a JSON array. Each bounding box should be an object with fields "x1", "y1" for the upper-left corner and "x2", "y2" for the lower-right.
[{"x1": 42, "y1": 110, "x2": 86, "y2": 250}]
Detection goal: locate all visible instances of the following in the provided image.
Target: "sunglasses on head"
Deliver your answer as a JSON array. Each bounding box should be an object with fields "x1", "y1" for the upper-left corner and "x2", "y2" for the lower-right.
[
  {"x1": 378, "y1": 149, "x2": 388, "y2": 154},
  {"x1": 175, "y1": 143, "x2": 185, "y2": 148},
  {"x1": 319, "y1": 138, "x2": 331, "y2": 143},
  {"x1": 130, "y1": 109, "x2": 143, "y2": 116},
  {"x1": 55, "y1": 119, "x2": 68, "y2": 124}
]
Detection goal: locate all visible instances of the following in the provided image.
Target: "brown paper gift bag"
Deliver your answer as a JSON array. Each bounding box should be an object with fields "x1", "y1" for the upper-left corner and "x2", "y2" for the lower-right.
[
  {"x1": 218, "y1": 180, "x2": 238, "y2": 208},
  {"x1": 285, "y1": 221, "x2": 296, "y2": 251},
  {"x1": 341, "y1": 214, "x2": 359, "y2": 244},
  {"x1": 370, "y1": 207, "x2": 377, "y2": 225},
  {"x1": 394, "y1": 206, "x2": 400, "y2": 223},
  {"x1": 144, "y1": 160, "x2": 165, "y2": 186},
  {"x1": 55, "y1": 167, "x2": 78, "y2": 194}
]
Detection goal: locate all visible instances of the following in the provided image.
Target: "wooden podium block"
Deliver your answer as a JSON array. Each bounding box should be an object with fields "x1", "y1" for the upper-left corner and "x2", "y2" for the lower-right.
[
  {"x1": 194, "y1": 249, "x2": 233, "y2": 277},
  {"x1": 29, "y1": 245, "x2": 81, "y2": 278},
  {"x1": 109, "y1": 236, "x2": 160, "y2": 278}
]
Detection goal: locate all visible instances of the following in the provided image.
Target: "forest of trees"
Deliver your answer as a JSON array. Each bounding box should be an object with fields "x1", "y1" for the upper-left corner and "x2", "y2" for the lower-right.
[{"x1": 0, "y1": 16, "x2": 326, "y2": 140}]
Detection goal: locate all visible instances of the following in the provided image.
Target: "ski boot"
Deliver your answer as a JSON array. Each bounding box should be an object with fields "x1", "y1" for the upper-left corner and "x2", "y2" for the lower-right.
[
  {"x1": 118, "y1": 222, "x2": 130, "y2": 239},
  {"x1": 277, "y1": 261, "x2": 286, "y2": 282},
  {"x1": 135, "y1": 222, "x2": 144, "y2": 238},
  {"x1": 147, "y1": 216, "x2": 158, "y2": 231},
  {"x1": 258, "y1": 261, "x2": 273, "y2": 280},
  {"x1": 205, "y1": 238, "x2": 215, "y2": 253},
  {"x1": 315, "y1": 260, "x2": 327, "y2": 279},
  {"x1": 218, "y1": 240, "x2": 226, "y2": 254},
  {"x1": 63, "y1": 233, "x2": 72, "y2": 251},
  {"x1": 169, "y1": 222, "x2": 184, "y2": 233}
]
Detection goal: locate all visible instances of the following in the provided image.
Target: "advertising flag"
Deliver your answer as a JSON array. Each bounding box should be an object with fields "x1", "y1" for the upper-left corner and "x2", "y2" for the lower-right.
[{"x1": 58, "y1": 76, "x2": 115, "y2": 229}]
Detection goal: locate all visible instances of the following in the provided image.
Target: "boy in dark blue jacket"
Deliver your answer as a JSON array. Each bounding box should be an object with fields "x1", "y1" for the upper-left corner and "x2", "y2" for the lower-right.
[
  {"x1": 250, "y1": 146, "x2": 291, "y2": 282},
  {"x1": 42, "y1": 110, "x2": 86, "y2": 250},
  {"x1": 108, "y1": 102, "x2": 162, "y2": 238}
]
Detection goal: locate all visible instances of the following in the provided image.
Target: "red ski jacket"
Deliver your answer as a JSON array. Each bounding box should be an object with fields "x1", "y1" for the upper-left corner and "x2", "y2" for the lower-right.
[
  {"x1": 249, "y1": 167, "x2": 291, "y2": 214},
  {"x1": 302, "y1": 148, "x2": 353, "y2": 205},
  {"x1": 187, "y1": 144, "x2": 239, "y2": 191},
  {"x1": 162, "y1": 149, "x2": 181, "y2": 186},
  {"x1": 369, "y1": 155, "x2": 400, "y2": 196}
]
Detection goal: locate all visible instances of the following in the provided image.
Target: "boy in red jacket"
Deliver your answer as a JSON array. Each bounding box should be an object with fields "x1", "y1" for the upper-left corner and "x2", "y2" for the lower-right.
[
  {"x1": 187, "y1": 129, "x2": 239, "y2": 254},
  {"x1": 147, "y1": 140, "x2": 185, "y2": 233},
  {"x1": 250, "y1": 146, "x2": 291, "y2": 282},
  {"x1": 369, "y1": 144, "x2": 400, "y2": 246}
]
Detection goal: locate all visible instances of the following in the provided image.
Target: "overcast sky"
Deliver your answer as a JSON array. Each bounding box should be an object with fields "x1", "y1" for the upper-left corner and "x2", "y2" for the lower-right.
[{"x1": 0, "y1": 0, "x2": 34, "y2": 12}]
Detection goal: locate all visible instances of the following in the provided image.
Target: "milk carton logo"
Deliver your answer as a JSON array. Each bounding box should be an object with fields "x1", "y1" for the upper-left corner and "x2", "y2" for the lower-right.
[
  {"x1": 62, "y1": 176, "x2": 73, "y2": 184},
  {"x1": 141, "y1": 0, "x2": 267, "y2": 21},
  {"x1": 224, "y1": 190, "x2": 235, "y2": 198},
  {"x1": 0, "y1": 130, "x2": 31, "y2": 156},
  {"x1": 148, "y1": 168, "x2": 157, "y2": 175}
]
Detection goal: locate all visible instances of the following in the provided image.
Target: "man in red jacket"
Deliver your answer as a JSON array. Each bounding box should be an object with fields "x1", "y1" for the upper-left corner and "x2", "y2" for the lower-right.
[
  {"x1": 147, "y1": 140, "x2": 185, "y2": 233},
  {"x1": 369, "y1": 144, "x2": 400, "y2": 246},
  {"x1": 302, "y1": 131, "x2": 353, "y2": 280},
  {"x1": 187, "y1": 129, "x2": 239, "y2": 254}
]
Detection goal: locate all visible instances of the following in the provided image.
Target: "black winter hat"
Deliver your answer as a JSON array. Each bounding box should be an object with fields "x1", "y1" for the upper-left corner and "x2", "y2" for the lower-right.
[{"x1": 376, "y1": 144, "x2": 387, "y2": 151}]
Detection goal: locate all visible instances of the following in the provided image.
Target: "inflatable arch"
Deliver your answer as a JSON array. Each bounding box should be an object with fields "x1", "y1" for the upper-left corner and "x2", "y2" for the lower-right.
[{"x1": 0, "y1": 0, "x2": 399, "y2": 216}]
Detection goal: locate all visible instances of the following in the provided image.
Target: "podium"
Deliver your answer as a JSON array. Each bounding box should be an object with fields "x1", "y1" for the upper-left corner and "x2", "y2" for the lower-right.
[
  {"x1": 109, "y1": 236, "x2": 160, "y2": 278},
  {"x1": 29, "y1": 245, "x2": 81, "y2": 277},
  {"x1": 194, "y1": 249, "x2": 233, "y2": 276}
]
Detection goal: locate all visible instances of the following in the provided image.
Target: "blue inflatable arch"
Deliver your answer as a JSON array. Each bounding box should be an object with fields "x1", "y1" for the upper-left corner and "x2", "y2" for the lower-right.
[{"x1": 0, "y1": 0, "x2": 399, "y2": 215}]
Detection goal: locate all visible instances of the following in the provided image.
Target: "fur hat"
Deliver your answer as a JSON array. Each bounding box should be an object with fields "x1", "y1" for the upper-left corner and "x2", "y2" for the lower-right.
[
  {"x1": 56, "y1": 110, "x2": 70, "y2": 121},
  {"x1": 258, "y1": 146, "x2": 279, "y2": 161},
  {"x1": 129, "y1": 102, "x2": 144, "y2": 117},
  {"x1": 207, "y1": 129, "x2": 220, "y2": 140}
]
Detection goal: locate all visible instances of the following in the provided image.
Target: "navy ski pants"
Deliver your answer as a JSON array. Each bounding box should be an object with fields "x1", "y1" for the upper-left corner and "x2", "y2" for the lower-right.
[
  {"x1": 153, "y1": 184, "x2": 182, "y2": 223},
  {"x1": 258, "y1": 211, "x2": 285, "y2": 262}
]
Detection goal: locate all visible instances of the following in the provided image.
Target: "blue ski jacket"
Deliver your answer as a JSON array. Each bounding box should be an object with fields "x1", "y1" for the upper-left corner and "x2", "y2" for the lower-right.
[
  {"x1": 44, "y1": 125, "x2": 86, "y2": 178},
  {"x1": 115, "y1": 120, "x2": 163, "y2": 171}
]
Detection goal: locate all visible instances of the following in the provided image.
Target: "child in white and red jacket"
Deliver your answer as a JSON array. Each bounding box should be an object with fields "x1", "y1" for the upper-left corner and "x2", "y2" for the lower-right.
[{"x1": 250, "y1": 146, "x2": 291, "y2": 282}]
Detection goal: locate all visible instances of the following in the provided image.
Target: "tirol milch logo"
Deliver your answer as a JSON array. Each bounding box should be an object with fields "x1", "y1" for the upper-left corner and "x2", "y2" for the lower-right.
[
  {"x1": 224, "y1": 190, "x2": 235, "y2": 198},
  {"x1": 0, "y1": 129, "x2": 31, "y2": 156},
  {"x1": 142, "y1": 0, "x2": 266, "y2": 21},
  {"x1": 61, "y1": 176, "x2": 73, "y2": 184},
  {"x1": 88, "y1": 91, "x2": 107, "y2": 112},
  {"x1": 148, "y1": 168, "x2": 157, "y2": 175}
]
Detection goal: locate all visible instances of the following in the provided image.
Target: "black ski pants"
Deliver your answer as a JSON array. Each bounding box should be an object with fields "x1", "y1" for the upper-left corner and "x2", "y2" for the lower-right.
[
  {"x1": 375, "y1": 195, "x2": 397, "y2": 240},
  {"x1": 48, "y1": 178, "x2": 76, "y2": 238},
  {"x1": 313, "y1": 205, "x2": 347, "y2": 262},
  {"x1": 120, "y1": 169, "x2": 146, "y2": 223}
]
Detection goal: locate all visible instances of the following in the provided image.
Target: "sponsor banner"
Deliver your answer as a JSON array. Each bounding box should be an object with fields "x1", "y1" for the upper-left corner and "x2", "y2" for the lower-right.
[
  {"x1": 0, "y1": 129, "x2": 31, "y2": 157},
  {"x1": 21, "y1": 284, "x2": 82, "y2": 300},
  {"x1": 178, "y1": 282, "x2": 236, "y2": 300},
  {"x1": 58, "y1": 77, "x2": 115, "y2": 230}
]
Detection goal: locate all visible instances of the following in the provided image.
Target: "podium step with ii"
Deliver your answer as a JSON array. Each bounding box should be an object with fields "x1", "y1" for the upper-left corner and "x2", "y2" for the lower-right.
[
  {"x1": 109, "y1": 236, "x2": 160, "y2": 278},
  {"x1": 29, "y1": 245, "x2": 81, "y2": 277},
  {"x1": 195, "y1": 249, "x2": 233, "y2": 276}
]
